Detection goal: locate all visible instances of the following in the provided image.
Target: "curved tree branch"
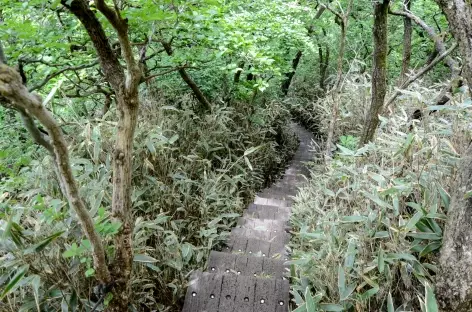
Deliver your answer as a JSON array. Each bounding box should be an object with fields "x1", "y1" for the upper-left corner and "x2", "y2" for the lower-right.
[{"x1": 0, "y1": 64, "x2": 111, "y2": 285}]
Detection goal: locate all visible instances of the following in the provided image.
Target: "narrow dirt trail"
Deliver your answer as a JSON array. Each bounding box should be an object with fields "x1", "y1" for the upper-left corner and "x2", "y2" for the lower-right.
[{"x1": 182, "y1": 123, "x2": 314, "y2": 312}]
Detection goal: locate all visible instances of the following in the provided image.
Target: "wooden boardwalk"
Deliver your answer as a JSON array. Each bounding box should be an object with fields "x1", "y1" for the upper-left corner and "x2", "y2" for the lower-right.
[{"x1": 182, "y1": 124, "x2": 314, "y2": 312}]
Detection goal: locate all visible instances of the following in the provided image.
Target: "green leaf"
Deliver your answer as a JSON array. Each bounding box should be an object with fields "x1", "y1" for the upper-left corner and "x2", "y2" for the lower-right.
[
  {"x1": 378, "y1": 248, "x2": 385, "y2": 273},
  {"x1": 85, "y1": 268, "x2": 95, "y2": 277},
  {"x1": 425, "y1": 282, "x2": 438, "y2": 312},
  {"x1": 320, "y1": 303, "x2": 344, "y2": 311},
  {"x1": 305, "y1": 287, "x2": 316, "y2": 312},
  {"x1": 338, "y1": 265, "x2": 346, "y2": 296},
  {"x1": 405, "y1": 211, "x2": 423, "y2": 231},
  {"x1": 387, "y1": 253, "x2": 417, "y2": 262},
  {"x1": 293, "y1": 303, "x2": 307, "y2": 312},
  {"x1": 387, "y1": 292, "x2": 394, "y2": 312},
  {"x1": 0, "y1": 265, "x2": 29, "y2": 299},
  {"x1": 340, "y1": 216, "x2": 367, "y2": 223},
  {"x1": 406, "y1": 232, "x2": 442, "y2": 240},
  {"x1": 24, "y1": 231, "x2": 64, "y2": 254},
  {"x1": 244, "y1": 145, "x2": 262, "y2": 156},
  {"x1": 134, "y1": 254, "x2": 159, "y2": 263},
  {"x1": 340, "y1": 282, "x2": 356, "y2": 300},
  {"x1": 420, "y1": 242, "x2": 442, "y2": 257}
]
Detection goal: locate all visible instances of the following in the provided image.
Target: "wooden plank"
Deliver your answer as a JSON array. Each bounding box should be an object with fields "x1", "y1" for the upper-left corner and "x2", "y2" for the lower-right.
[
  {"x1": 234, "y1": 275, "x2": 256, "y2": 312},
  {"x1": 254, "y1": 278, "x2": 276, "y2": 312},
  {"x1": 262, "y1": 258, "x2": 286, "y2": 279},
  {"x1": 228, "y1": 235, "x2": 248, "y2": 253},
  {"x1": 182, "y1": 272, "x2": 204, "y2": 312},
  {"x1": 207, "y1": 251, "x2": 236, "y2": 274},
  {"x1": 200, "y1": 274, "x2": 224, "y2": 312},
  {"x1": 246, "y1": 256, "x2": 264, "y2": 277},
  {"x1": 274, "y1": 279, "x2": 290, "y2": 312},
  {"x1": 247, "y1": 238, "x2": 270, "y2": 257},
  {"x1": 219, "y1": 275, "x2": 237, "y2": 312},
  {"x1": 232, "y1": 228, "x2": 271, "y2": 241},
  {"x1": 268, "y1": 233, "x2": 286, "y2": 259},
  {"x1": 183, "y1": 272, "x2": 223, "y2": 312},
  {"x1": 234, "y1": 254, "x2": 248, "y2": 275}
]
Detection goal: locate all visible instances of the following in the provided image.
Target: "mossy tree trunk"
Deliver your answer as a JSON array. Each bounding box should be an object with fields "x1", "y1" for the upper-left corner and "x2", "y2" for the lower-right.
[{"x1": 360, "y1": 0, "x2": 390, "y2": 145}]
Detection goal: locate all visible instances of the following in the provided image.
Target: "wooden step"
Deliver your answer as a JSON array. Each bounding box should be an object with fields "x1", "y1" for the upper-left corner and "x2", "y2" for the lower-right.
[
  {"x1": 225, "y1": 235, "x2": 288, "y2": 259},
  {"x1": 182, "y1": 272, "x2": 289, "y2": 312},
  {"x1": 236, "y1": 217, "x2": 290, "y2": 232},
  {"x1": 253, "y1": 197, "x2": 292, "y2": 208},
  {"x1": 244, "y1": 204, "x2": 290, "y2": 221},
  {"x1": 207, "y1": 251, "x2": 288, "y2": 279},
  {"x1": 231, "y1": 227, "x2": 290, "y2": 243}
]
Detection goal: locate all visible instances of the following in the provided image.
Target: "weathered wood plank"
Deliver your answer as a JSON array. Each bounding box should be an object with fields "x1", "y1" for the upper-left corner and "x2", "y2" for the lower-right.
[
  {"x1": 228, "y1": 235, "x2": 248, "y2": 253},
  {"x1": 246, "y1": 237, "x2": 271, "y2": 257},
  {"x1": 234, "y1": 254, "x2": 248, "y2": 275},
  {"x1": 262, "y1": 258, "x2": 286, "y2": 279},
  {"x1": 246, "y1": 256, "x2": 264, "y2": 277},
  {"x1": 219, "y1": 275, "x2": 237, "y2": 312},
  {"x1": 182, "y1": 273, "x2": 223, "y2": 312},
  {"x1": 208, "y1": 251, "x2": 236, "y2": 274},
  {"x1": 254, "y1": 278, "x2": 276, "y2": 312},
  {"x1": 234, "y1": 275, "x2": 256, "y2": 312},
  {"x1": 274, "y1": 279, "x2": 290, "y2": 312}
]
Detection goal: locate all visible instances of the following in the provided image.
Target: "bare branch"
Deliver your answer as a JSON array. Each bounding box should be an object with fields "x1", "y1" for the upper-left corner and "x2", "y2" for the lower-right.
[
  {"x1": 386, "y1": 42, "x2": 458, "y2": 108},
  {"x1": 28, "y1": 61, "x2": 98, "y2": 92},
  {"x1": 0, "y1": 64, "x2": 111, "y2": 285},
  {"x1": 389, "y1": 7, "x2": 458, "y2": 74},
  {"x1": 142, "y1": 65, "x2": 193, "y2": 82}
]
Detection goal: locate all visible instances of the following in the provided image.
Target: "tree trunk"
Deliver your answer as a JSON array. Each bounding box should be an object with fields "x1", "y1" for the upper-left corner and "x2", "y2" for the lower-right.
[
  {"x1": 319, "y1": 44, "x2": 329, "y2": 91},
  {"x1": 436, "y1": 144, "x2": 472, "y2": 312},
  {"x1": 430, "y1": 1, "x2": 472, "y2": 310},
  {"x1": 324, "y1": 0, "x2": 353, "y2": 156},
  {"x1": 400, "y1": 0, "x2": 412, "y2": 83},
  {"x1": 63, "y1": 1, "x2": 142, "y2": 310},
  {"x1": 161, "y1": 41, "x2": 211, "y2": 111},
  {"x1": 360, "y1": 0, "x2": 390, "y2": 145},
  {"x1": 281, "y1": 50, "x2": 303, "y2": 95}
]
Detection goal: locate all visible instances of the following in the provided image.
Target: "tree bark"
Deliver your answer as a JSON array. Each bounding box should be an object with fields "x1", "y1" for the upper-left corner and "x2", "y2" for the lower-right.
[
  {"x1": 0, "y1": 65, "x2": 112, "y2": 285},
  {"x1": 430, "y1": 1, "x2": 472, "y2": 310},
  {"x1": 400, "y1": 0, "x2": 412, "y2": 83},
  {"x1": 161, "y1": 41, "x2": 211, "y2": 112},
  {"x1": 360, "y1": 0, "x2": 390, "y2": 145},
  {"x1": 281, "y1": 50, "x2": 303, "y2": 95},
  {"x1": 62, "y1": 1, "x2": 142, "y2": 310},
  {"x1": 323, "y1": 1, "x2": 353, "y2": 156},
  {"x1": 389, "y1": 7, "x2": 458, "y2": 76},
  {"x1": 436, "y1": 144, "x2": 472, "y2": 312}
]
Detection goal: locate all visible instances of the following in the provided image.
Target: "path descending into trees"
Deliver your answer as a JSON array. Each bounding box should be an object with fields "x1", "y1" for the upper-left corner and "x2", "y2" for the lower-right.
[{"x1": 182, "y1": 123, "x2": 314, "y2": 312}]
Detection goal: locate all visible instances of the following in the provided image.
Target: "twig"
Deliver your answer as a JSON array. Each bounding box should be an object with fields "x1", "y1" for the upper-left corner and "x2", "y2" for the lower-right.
[
  {"x1": 385, "y1": 42, "x2": 458, "y2": 109},
  {"x1": 28, "y1": 62, "x2": 98, "y2": 92}
]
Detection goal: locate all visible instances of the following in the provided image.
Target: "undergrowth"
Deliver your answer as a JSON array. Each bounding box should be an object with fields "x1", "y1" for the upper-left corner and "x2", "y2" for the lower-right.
[
  {"x1": 0, "y1": 94, "x2": 297, "y2": 311},
  {"x1": 288, "y1": 76, "x2": 471, "y2": 311}
]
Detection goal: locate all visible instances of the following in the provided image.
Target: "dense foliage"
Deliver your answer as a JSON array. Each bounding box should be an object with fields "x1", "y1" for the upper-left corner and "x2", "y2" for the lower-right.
[{"x1": 1, "y1": 0, "x2": 471, "y2": 311}]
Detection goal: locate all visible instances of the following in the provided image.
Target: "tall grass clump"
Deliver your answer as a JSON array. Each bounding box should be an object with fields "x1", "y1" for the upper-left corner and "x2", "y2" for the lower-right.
[{"x1": 288, "y1": 78, "x2": 471, "y2": 311}]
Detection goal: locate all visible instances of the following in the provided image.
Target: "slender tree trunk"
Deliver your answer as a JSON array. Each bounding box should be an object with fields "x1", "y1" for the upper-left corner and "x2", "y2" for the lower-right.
[
  {"x1": 63, "y1": 1, "x2": 143, "y2": 310},
  {"x1": 319, "y1": 44, "x2": 330, "y2": 91},
  {"x1": 400, "y1": 0, "x2": 412, "y2": 83},
  {"x1": 360, "y1": 0, "x2": 390, "y2": 145},
  {"x1": 161, "y1": 41, "x2": 211, "y2": 111},
  {"x1": 430, "y1": 1, "x2": 472, "y2": 311},
  {"x1": 324, "y1": 0, "x2": 353, "y2": 156},
  {"x1": 281, "y1": 50, "x2": 303, "y2": 95}
]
